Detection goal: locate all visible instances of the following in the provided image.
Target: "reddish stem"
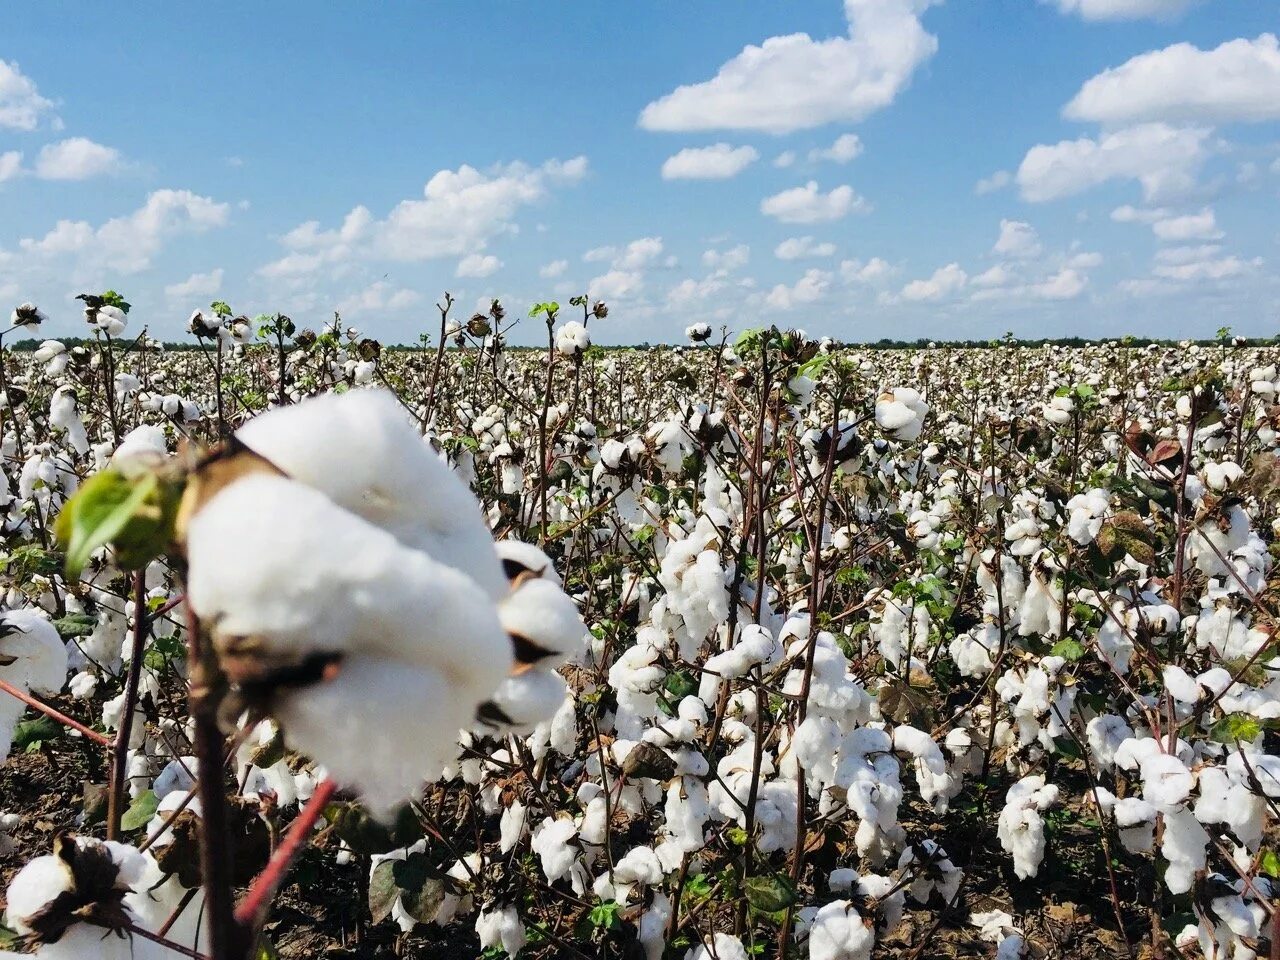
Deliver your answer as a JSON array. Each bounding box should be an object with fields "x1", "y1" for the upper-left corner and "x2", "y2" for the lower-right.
[
  {"x1": 234, "y1": 779, "x2": 338, "y2": 930},
  {"x1": 0, "y1": 677, "x2": 111, "y2": 746}
]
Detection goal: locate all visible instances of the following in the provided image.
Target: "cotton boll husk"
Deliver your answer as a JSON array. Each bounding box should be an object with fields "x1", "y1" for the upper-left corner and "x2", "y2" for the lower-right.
[{"x1": 234, "y1": 388, "x2": 506, "y2": 599}]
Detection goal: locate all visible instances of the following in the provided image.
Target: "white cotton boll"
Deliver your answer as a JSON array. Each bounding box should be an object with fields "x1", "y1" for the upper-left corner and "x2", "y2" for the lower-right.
[
  {"x1": 152, "y1": 757, "x2": 197, "y2": 800},
  {"x1": 997, "y1": 775, "x2": 1058, "y2": 879},
  {"x1": 1162, "y1": 665, "x2": 1201, "y2": 704},
  {"x1": 638, "y1": 893, "x2": 673, "y2": 960},
  {"x1": 665, "y1": 779, "x2": 709, "y2": 852},
  {"x1": 4, "y1": 856, "x2": 74, "y2": 935},
  {"x1": 578, "y1": 796, "x2": 608, "y2": 846},
  {"x1": 484, "y1": 669, "x2": 569, "y2": 732},
  {"x1": 112, "y1": 425, "x2": 168, "y2": 463},
  {"x1": 235, "y1": 388, "x2": 506, "y2": 599},
  {"x1": 807, "y1": 900, "x2": 875, "y2": 960},
  {"x1": 0, "y1": 610, "x2": 68, "y2": 697},
  {"x1": 498, "y1": 578, "x2": 585, "y2": 669},
  {"x1": 186, "y1": 472, "x2": 511, "y2": 815},
  {"x1": 875, "y1": 388, "x2": 928, "y2": 441},
  {"x1": 499, "y1": 802, "x2": 528, "y2": 854},
  {"x1": 476, "y1": 904, "x2": 526, "y2": 957},
  {"x1": 554, "y1": 320, "x2": 591, "y2": 357},
  {"x1": 1113, "y1": 797, "x2": 1156, "y2": 853},
  {"x1": 531, "y1": 817, "x2": 578, "y2": 883},
  {"x1": 685, "y1": 933, "x2": 748, "y2": 960},
  {"x1": 1140, "y1": 752, "x2": 1193, "y2": 814},
  {"x1": 48, "y1": 387, "x2": 89, "y2": 456},
  {"x1": 1162, "y1": 807, "x2": 1209, "y2": 894}
]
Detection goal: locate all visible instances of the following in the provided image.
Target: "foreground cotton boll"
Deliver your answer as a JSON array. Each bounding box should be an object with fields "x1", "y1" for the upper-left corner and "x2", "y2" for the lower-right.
[
  {"x1": 0, "y1": 610, "x2": 69, "y2": 761},
  {"x1": 686, "y1": 933, "x2": 748, "y2": 960},
  {"x1": 997, "y1": 775, "x2": 1058, "y2": 879},
  {"x1": 875, "y1": 388, "x2": 928, "y2": 442},
  {"x1": 233, "y1": 388, "x2": 507, "y2": 600},
  {"x1": 806, "y1": 900, "x2": 875, "y2": 960}
]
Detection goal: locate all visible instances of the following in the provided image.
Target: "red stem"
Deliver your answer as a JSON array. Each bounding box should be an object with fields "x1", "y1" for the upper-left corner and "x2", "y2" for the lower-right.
[
  {"x1": 234, "y1": 779, "x2": 338, "y2": 930},
  {"x1": 0, "y1": 677, "x2": 111, "y2": 746}
]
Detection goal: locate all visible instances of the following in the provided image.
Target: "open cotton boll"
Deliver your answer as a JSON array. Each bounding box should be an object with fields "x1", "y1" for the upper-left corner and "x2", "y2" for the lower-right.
[
  {"x1": 1, "y1": 610, "x2": 69, "y2": 762},
  {"x1": 234, "y1": 387, "x2": 506, "y2": 600},
  {"x1": 476, "y1": 903, "x2": 526, "y2": 958},
  {"x1": 997, "y1": 775, "x2": 1058, "y2": 879},
  {"x1": 186, "y1": 473, "x2": 511, "y2": 814},
  {"x1": 555, "y1": 320, "x2": 591, "y2": 357},
  {"x1": 686, "y1": 933, "x2": 748, "y2": 960},
  {"x1": 531, "y1": 816, "x2": 579, "y2": 883},
  {"x1": 48, "y1": 387, "x2": 90, "y2": 456},
  {"x1": 875, "y1": 388, "x2": 928, "y2": 442},
  {"x1": 807, "y1": 900, "x2": 875, "y2": 960}
]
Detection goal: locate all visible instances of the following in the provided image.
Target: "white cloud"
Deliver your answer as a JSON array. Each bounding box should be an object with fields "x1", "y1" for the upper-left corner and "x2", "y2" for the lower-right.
[
  {"x1": 34, "y1": 138, "x2": 124, "y2": 180},
  {"x1": 1065, "y1": 34, "x2": 1280, "y2": 125},
  {"x1": 1017, "y1": 123, "x2": 1212, "y2": 203},
  {"x1": 971, "y1": 264, "x2": 1013, "y2": 288},
  {"x1": 456, "y1": 253, "x2": 502, "y2": 278},
  {"x1": 1151, "y1": 207, "x2": 1223, "y2": 242},
  {"x1": 761, "y1": 181, "x2": 867, "y2": 223},
  {"x1": 539, "y1": 259, "x2": 569, "y2": 278},
  {"x1": 974, "y1": 170, "x2": 1011, "y2": 195},
  {"x1": 583, "y1": 245, "x2": 616, "y2": 263},
  {"x1": 775, "y1": 236, "x2": 837, "y2": 260},
  {"x1": 993, "y1": 219, "x2": 1042, "y2": 258},
  {"x1": 1033, "y1": 267, "x2": 1087, "y2": 300},
  {"x1": 0, "y1": 60, "x2": 55, "y2": 130},
  {"x1": 702, "y1": 244, "x2": 751, "y2": 271},
  {"x1": 21, "y1": 188, "x2": 229, "y2": 272},
  {"x1": 165, "y1": 268, "x2": 224, "y2": 300},
  {"x1": 901, "y1": 262, "x2": 967, "y2": 301},
  {"x1": 1111, "y1": 204, "x2": 1169, "y2": 224},
  {"x1": 774, "y1": 151, "x2": 797, "y2": 169},
  {"x1": 1152, "y1": 255, "x2": 1258, "y2": 281},
  {"x1": 1067, "y1": 250, "x2": 1104, "y2": 268},
  {"x1": 661, "y1": 143, "x2": 759, "y2": 180},
  {"x1": 589, "y1": 269, "x2": 644, "y2": 301},
  {"x1": 809, "y1": 133, "x2": 863, "y2": 164},
  {"x1": 336, "y1": 281, "x2": 422, "y2": 316},
  {"x1": 1048, "y1": 0, "x2": 1198, "y2": 21},
  {"x1": 0, "y1": 150, "x2": 21, "y2": 183},
  {"x1": 839, "y1": 256, "x2": 892, "y2": 283},
  {"x1": 637, "y1": 0, "x2": 938, "y2": 134},
  {"x1": 614, "y1": 237, "x2": 665, "y2": 271},
  {"x1": 764, "y1": 268, "x2": 832, "y2": 309},
  {"x1": 1154, "y1": 243, "x2": 1222, "y2": 264},
  {"x1": 260, "y1": 157, "x2": 587, "y2": 278}
]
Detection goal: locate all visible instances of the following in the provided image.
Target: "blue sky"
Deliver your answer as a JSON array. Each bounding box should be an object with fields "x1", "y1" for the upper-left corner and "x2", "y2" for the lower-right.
[{"x1": 1, "y1": 1, "x2": 1278, "y2": 344}]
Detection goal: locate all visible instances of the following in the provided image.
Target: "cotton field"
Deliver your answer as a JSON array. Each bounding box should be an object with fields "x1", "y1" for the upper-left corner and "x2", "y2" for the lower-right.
[{"x1": 1, "y1": 297, "x2": 1279, "y2": 960}]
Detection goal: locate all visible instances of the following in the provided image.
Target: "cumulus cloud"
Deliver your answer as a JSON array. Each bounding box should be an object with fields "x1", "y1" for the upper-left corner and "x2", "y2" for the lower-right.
[
  {"x1": 1017, "y1": 123, "x2": 1212, "y2": 203},
  {"x1": 456, "y1": 253, "x2": 502, "y2": 278},
  {"x1": 761, "y1": 181, "x2": 867, "y2": 222},
  {"x1": 974, "y1": 170, "x2": 1011, "y2": 195},
  {"x1": 1111, "y1": 204, "x2": 1170, "y2": 224},
  {"x1": 34, "y1": 138, "x2": 124, "y2": 180},
  {"x1": 774, "y1": 151, "x2": 797, "y2": 168},
  {"x1": 840, "y1": 256, "x2": 892, "y2": 283},
  {"x1": 588, "y1": 269, "x2": 644, "y2": 301},
  {"x1": 336, "y1": 280, "x2": 422, "y2": 316},
  {"x1": 764, "y1": 268, "x2": 832, "y2": 309},
  {"x1": 0, "y1": 60, "x2": 55, "y2": 130},
  {"x1": 260, "y1": 157, "x2": 588, "y2": 277},
  {"x1": 775, "y1": 236, "x2": 837, "y2": 260},
  {"x1": 638, "y1": 0, "x2": 939, "y2": 134},
  {"x1": 0, "y1": 150, "x2": 21, "y2": 183},
  {"x1": 20, "y1": 188, "x2": 230, "y2": 273},
  {"x1": 901, "y1": 262, "x2": 967, "y2": 301},
  {"x1": 165, "y1": 268, "x2": 224, "y2": 300},
  {"x1": 539, "y1": 259, "x2": 569, "y2": 278},
  {"x1": 661, "y1": 143, "x2": 759, "y2": 180},
  {"x1": 1151, "y1": 207, "x2": 1224, "y2": 242},
  {"x1": 993, "y1": 219, "x2": 1042, "y2": 258},
  {"x1": 809, "y1": 133, "x2": 863, "y2": 164},
  {"x1": 1048, "y1": 0, "x2": 1199, "y2": 20},
  {"x1": 1065, "y1": 34, "x2": 1280, "y2": 124},
  {"x1": 1152, "y1": 255, "x2": 1259, "y2": 281},
  {"x1": 702, "y1": 244, "x2": 751, "y2": 271}
]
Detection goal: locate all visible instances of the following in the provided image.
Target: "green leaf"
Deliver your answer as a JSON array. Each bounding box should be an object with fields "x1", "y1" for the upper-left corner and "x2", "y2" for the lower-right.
[
  {"x1": 589, "y1": 900, "x2": 622, "y2": 931},
  {"x1": 726, "y1": 827, "x2": 749, "y2": 847},
  {"x1": 1209, "y1": 713, "x2": 1262, "y2": 744},
  {"x1": 120, "y1": 790, "x2": 160, "y2": 831},
  {"x1": 54, "y1": 468, "x2": 180, "y2": 577},
  {"x1": 14, "y1": 715, "x2": 61, "y2": 751},
  {"x1": 743, "y1": 873, "x2": 797, "y2": 914},
  {"x1": 253, "y1": 934, "x2": 282, "y2": 960},
  {"x1": 1050, "y1": 639, "x2": 1085, "y2": 662},
  {"x1": 392, "y1": 853, "x2": 446, "y2": 923},
  {"x1": 52, "y1": 613, "x2": 98, "y2": 638},
  {"x1": 1261, "y1": 850, "x2": 1280, "y2": 878},
  {"x1": 368, "y1": 859, "x2": 399, "y2": 923}
]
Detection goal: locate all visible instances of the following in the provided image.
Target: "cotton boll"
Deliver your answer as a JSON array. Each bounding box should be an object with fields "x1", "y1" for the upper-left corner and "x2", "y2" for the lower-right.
[
  {"x1": 875, "y1": 388, "x2": 928, "y2": 442},
  {"x1": 555, "y1": 321, "x2": 591, "y2": 358},
  {"x1": 807, "y1": 900, "x2": 875, "y2": 960},
  {"x1": 1161, "y1": 807, "x2": 1209, "y2": 894},
  {"x1": 499, "y1": 801, "x2": 528, "y2": 854},
  {"x1": 685, "y1": 933, "x2": 748, "y2": 960},
  {"x1": 476, "y1": 903, "x2": 526, "y2": 957},
  {"x1": 234, "y1": 388, "x2": 506, "y2": 599},
  {"x1": 997, "y1": 775, "x2": 1058, "y2": 879},
  {"x1": 531, "y1": 817, "x2": 579, "y2": 883}
]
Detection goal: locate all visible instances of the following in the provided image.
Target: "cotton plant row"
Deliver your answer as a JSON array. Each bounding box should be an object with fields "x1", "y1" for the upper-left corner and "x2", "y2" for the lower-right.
[{"x1": 0, "y1": 298, "x2": 1277, "y2": 960}]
